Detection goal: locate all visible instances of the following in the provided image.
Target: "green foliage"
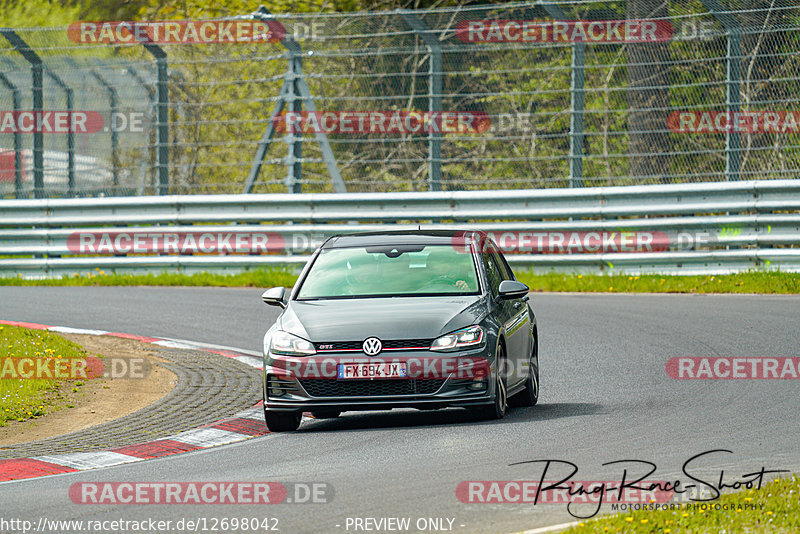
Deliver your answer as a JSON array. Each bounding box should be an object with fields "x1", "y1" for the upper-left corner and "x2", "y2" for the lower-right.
[
  {"x1": 516, "y1": 270, "x2": 800, "y2": 294},
  {"x1": 0, "y1": 0, "x2": 82, "y2": 27},
  {"x1": 0, "y1": 324, "x2": 88, "y2": 425}
]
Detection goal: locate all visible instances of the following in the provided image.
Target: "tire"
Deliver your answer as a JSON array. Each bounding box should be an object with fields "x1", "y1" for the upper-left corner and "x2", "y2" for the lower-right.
[
  {"x1": 264, "y1": 411, "x2": 302, "y2": 432},
  {"x1": 310, "y1": 410, "x2": 341, "y2": 419},
  {"x1": 470, "y1": 344, "x2": 508, "y2": 420},
  {"x1": 510, "y1": 338, "x2": 539, "y2": 407}
]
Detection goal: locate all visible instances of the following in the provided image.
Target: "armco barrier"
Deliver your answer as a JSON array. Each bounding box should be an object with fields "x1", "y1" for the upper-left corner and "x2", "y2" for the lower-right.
[{"x1": 1, "y1": 180, "x2": 799, "y2": 277}]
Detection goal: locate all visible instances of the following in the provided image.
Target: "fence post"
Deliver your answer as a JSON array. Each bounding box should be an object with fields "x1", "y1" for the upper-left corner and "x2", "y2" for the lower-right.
[
  {"x1": 540, "y1": 2, "x2": 585, "y2": 188},
  {"x1": 126, "y1": 66, "x2": 157, "y2": 193},
  {"x1": 142, "y1": 44, "x2": 169, "y2": 195},
  {"x1": 91, "y1": 70, "x2": 119, "y2": 192},
  {"x1": 244, "y1": 6, "x2": 345, "y2": 194},
  {"x1": 1, "y1": 29, "x2": 44, "y2": 198},
  {"x1": 399, "y1": 11, "x2": 442, "y2": 192},
  {"x1": 702, "y1": 0, "x2": 741, "y2": 182},
  {"x1": 44, "y1": 70, "x2": 75, "y2": 195},
  {"x1": 0, "y1": 72, "x2": 23, "y2": 198},
  {"x1": 285, "y1": 46, "x2": 303, "y2": 194},
  {"x1": 569, "y1": 43, "x2": 585, "y2": 188},
  {"x1": 725, "y1": 31, "x2": 741, "y2": 182}
]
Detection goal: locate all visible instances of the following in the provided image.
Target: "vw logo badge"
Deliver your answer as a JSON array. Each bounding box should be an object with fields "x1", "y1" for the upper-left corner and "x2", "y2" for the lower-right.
[{"x1": 362, "y1": 337, "x2": 382, "y2": 356}]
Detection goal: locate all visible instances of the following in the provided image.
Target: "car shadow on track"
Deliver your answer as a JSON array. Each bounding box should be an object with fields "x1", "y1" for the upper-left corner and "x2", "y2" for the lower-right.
[{"x1": 296, "y1": 402, "x2": 606, "y2": 433}]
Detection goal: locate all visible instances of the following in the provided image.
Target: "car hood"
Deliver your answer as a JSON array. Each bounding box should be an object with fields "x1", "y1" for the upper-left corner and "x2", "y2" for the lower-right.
[{"x1": 280, "y1": 295, "x2": 486, "y2": 342}]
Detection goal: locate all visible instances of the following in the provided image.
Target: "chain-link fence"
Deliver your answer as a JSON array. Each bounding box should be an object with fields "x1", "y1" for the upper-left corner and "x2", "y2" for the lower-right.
[{"x1": 1, "y1": 0, "x2": 799, "y2": 197}]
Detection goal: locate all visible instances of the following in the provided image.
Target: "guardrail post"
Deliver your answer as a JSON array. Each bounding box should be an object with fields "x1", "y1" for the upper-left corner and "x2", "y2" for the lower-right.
[
  {"x1": 540, "y1": 2, "x2": 585, "y2": 188},
  {"x1": 702, "y1": 0, "x2": 741, "y2": 182},
  {"x1": 1, "y1": 29, "x2": 44, "y2": 198},
  {"x1": 0, "y1": 72, "x2": 23, "y2": 198},
  {"x1": 91, "y1": 70, "x2": 119, "y2": 191},
  {"x1": 142, "y1": 44, "x2": 169, "y2": 195},
  {"x1": 399, "y1": 11, "x2": 442, "y2": 191}
]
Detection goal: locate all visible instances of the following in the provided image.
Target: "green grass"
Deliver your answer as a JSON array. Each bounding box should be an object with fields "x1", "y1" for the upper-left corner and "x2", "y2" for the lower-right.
[
  {"x1": 516, "y1": 271, "x2": 800, "y2": 294},
  {"x1": 561, "y1": 475, "x2": 800, "y2": 533},
  {"x1": 0, "y1": 325, "x2": 89, "y2": 426},
  {"x1": 1, "y1": 269, "x2": 799, "y2": 294},
  {"x1": 0, "y1": 267, "x2": 299, "y2": 288}
]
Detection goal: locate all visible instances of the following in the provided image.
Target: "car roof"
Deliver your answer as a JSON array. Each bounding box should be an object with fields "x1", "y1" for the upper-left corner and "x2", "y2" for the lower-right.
[{"x1": 322, "y1": 229, "x2": 488, "y2": 249}]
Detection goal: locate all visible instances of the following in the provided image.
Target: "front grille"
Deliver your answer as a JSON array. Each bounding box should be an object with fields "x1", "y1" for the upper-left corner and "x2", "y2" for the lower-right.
[
  {"x1": 315, "y1": 341, "x2": 361, "y2": 351},
  {"x1": 315, "y1": 338, "x2": 432, "y2": 352},
  {"x1": 299, "y1": 379, "x2": 446, "y2": 397},
  {"x1": 383, "y1": 338, "x2": 432, "y2": 350}
]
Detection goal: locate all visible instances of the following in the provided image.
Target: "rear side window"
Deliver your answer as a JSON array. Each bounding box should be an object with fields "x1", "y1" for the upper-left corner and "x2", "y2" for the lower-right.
[
  {"x1": 482, "y1": 246, "x2": 504, "y2": 298},
  {"x1": 493, "y1": 248, "x2": 515, "y2": 281}
]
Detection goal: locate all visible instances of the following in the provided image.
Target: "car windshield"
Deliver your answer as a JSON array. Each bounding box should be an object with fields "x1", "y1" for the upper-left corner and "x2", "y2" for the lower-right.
[{"x1": 296, "y1": 243, "x2": 480, "y2": 299}]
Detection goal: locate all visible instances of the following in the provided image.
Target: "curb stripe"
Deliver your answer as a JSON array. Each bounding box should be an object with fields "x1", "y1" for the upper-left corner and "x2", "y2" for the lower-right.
[
  {"x1": 208, "y1": 417, "x2": 271, "y2": 436},
  {"x1": 33, "y1": 451, "x2": 142, "y2": 470},
  {"x1": 0, "y1": 320, "x2": 49, "y2": 330},
  {"x1": 0, "y1": 458, "x2": 78, "y2": 481},
  {"x1": 48, "y1": 326, "x2": 109, "y2": 336},
  {"x1": 168, "y1": 427, "x2": 252, "y2": 448},
  {"x1": 105, "y1": 332, "x2": 160, "y2": 343},
  {"x1": 230, "y1": 355, "x2": 263, "y2": 369},
  {"x1": 151, "y1": 340, "x2": 198, "y2": 350},
  {"x1": 208, "y1": 349, "x2": 252, "y2": 358},
  {"x1": 233, "y1": 407, "x2": 266, "y2": 421},
  {"x1": 110, "y1": 439, "x2": 204, "y2": 459}
]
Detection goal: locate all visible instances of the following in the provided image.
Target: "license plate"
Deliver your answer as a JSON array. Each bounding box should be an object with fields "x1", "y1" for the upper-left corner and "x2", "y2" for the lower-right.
[{"x1": 337, "y1": 363, "x2": 407, "y2": 379}]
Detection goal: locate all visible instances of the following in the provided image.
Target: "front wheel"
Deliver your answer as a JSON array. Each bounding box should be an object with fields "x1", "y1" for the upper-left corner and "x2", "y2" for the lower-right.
[
  {"x1": 510, "y1": 339, "x2": 539, "y2": 407},
  {"x1": 264, "y1": 411, "x2": 302, "y2": 432},
  {"x1": 470, "y1": 345, "x2": 508, "y2": 420}
]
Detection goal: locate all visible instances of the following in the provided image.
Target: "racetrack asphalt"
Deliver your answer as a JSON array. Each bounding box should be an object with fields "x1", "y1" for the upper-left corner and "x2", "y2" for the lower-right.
[{"x1": 1, "y1": 287, "x2": 798, "y2": 533}]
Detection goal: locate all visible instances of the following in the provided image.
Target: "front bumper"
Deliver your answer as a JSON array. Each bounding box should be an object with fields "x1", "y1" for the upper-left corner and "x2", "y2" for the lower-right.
[{"x1": 262, "y1": 348, "x2": 495, "y2": 413}]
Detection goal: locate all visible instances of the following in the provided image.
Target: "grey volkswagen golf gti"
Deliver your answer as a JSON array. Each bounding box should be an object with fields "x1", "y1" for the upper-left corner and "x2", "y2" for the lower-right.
[{"x1": 260, "y1": 230, "x2": 539, "y2": 431}]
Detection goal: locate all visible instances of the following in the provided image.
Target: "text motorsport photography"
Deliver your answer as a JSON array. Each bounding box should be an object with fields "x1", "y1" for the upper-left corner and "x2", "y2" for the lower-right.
[{"x1": 458, "y1": 450, "x2": 788, "y2": 520}]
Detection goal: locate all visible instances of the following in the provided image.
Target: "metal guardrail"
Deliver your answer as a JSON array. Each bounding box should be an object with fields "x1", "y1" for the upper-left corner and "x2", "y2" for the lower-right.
[{"x1": 1, "y1": 180, "x2": 799, "y2": 277}]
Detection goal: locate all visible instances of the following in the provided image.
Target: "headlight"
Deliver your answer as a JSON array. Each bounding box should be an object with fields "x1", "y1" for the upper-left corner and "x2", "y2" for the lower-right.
[
  {"x1": 430, "y1": 325, "x2": 484, "y2": 352},
  {"x1": 269, "y1": 330, "x2": 316, "y2": 356}
]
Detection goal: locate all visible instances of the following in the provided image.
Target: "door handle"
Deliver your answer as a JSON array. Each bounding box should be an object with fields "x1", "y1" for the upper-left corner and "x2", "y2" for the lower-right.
[{"x1": 513, "y1": 301, "x2": 522, "y2": 309}]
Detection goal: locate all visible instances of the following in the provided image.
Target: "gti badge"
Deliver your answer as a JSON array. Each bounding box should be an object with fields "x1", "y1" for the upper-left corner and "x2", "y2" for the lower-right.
[{"x1": 362, "y1": 337, "x2": 382, "y2": 356}]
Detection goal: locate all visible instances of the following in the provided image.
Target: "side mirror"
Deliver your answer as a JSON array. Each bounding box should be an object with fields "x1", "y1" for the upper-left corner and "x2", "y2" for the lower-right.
[
  {"x1": 261, "y1": 287, "x2": 287, "y2": 308},
  {"x1": 497, "y1": 280, "x2": 529, "y2": 300}
]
